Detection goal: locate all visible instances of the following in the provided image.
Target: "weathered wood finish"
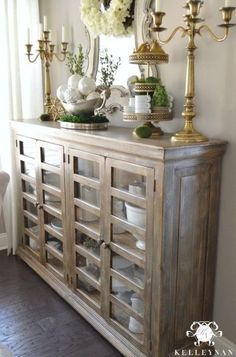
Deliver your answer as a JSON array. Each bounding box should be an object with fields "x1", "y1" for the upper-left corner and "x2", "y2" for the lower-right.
[{"x1": 12, "y1": 120, "x2": 227, "y2": 357}]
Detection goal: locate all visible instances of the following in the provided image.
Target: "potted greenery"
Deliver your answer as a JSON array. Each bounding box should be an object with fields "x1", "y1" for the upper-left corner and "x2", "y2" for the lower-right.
[
  {"x1": 152, "y1": 82, "x2": 170, "y2": 112},
  {"x1": 58, "y1": 113, "x2": 109, "y2": 130}
]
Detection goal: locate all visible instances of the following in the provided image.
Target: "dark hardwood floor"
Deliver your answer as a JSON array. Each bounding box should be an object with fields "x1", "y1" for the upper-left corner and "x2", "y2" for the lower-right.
[{"x1": 0, "y1": 250, "x2": 122, "y2": 357}]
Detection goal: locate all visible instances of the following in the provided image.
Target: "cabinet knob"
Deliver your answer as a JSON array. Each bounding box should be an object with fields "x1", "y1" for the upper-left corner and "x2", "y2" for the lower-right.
[{"x1": 102, "y1": 242, "x2": 110, "y2": 249}]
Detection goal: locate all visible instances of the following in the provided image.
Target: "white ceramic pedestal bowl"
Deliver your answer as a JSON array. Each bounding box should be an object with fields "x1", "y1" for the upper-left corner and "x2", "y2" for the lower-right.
[{"x1": 61, "y1": 97, "x2": 103, "y2": 115}]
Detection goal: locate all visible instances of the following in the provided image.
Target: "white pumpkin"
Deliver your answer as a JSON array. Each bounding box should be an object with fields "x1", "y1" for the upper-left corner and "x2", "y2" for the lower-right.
[
  {"x1": 78, "y1": 77, "x2": 96, "y2": 96},
  {"x1": 86, "y1": 91, "x2": 100, "y2": 101},
  {"x1": 56, "y1": 84, "x2": 68, "y2": 102},
  {"x1": 64, "y1": 88, "x2": 82, "y2": 104},
  {"x1": 68, "y1": 74, "x2": 82, "y2": 89}
]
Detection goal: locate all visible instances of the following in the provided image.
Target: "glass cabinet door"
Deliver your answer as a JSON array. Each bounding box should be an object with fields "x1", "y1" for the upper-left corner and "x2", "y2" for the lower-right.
[
  {"x1": 104, "y1": 158, "x2": 154, "y2": 353},
  {"x1": 37, "y1": 141, "x2": 66, "y2": 281},
  {"x1": 17, "y1": 136, "x2": 41, "y2": 260},
  {"x1": 69, "y1": 149, "x2": 104, "y2": 314}
]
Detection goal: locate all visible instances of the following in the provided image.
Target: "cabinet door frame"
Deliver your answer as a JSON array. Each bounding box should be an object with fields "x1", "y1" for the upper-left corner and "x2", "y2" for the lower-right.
[
  {"x1": 16, "y1": 135, "x2": 41, "y2": 260},
  {"x1": 36, "y1": 140, "x2": 67, "y2": 282},
  {"x1": 103, "y1": 157, "x2": 155, "y2": 354},
  {"x1": 68, "y1": 148, "x2": 105, "y2": 314}
]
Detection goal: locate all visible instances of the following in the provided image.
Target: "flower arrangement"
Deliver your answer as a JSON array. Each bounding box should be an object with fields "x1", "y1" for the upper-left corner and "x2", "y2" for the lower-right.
[
  {"x1": 66, "y1": 45, "x2": 85, "y2": 76},
  {"x1": 80, "y1": 0, "x2": 135, "y2": 37},
  {"x1": 99, "y1": 49, "x2": 121, "y2": 87}
]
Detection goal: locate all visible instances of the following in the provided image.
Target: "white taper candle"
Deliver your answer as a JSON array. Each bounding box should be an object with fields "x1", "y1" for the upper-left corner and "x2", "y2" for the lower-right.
[
  {"x1": 62, "y1": 25, "x2": 66, "y2": 42},
  {"x1": 43, "y1": 15, "x2": 48, "y2": 31},
  {"x1": 27, "y1": 28, "x2": 30, "y2": 44},
  {"x1": 155, "y1": 0, "x2": 163, "y2": 12}
]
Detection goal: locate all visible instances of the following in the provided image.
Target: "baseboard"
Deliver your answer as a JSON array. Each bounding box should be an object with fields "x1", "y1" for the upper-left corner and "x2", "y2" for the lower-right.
[
  {"x1": 215, "y1": 336, "x2": 236, "y2": 354},
  {"x1": 0, "y1": 233, "x2": 7, "y2": 251}
]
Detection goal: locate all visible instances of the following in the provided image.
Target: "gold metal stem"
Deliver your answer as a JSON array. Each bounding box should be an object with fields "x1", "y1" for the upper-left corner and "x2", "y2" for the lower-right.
[{"x1": 172, "y1": 24, "x2": 207, "y2": 143}]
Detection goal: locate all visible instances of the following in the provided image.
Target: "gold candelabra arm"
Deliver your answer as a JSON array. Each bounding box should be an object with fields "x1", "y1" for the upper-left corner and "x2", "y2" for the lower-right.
[
  {"x1": 25, "y1": 45, "x2": 40, "y2": 63},
  {"x1": 151, "y1": 11, "x2": 187, "y2": 44},
  {"x1": 54, "y1": 42, "x2": 69, "y2": 62},
  {"x1": 198, "y1": 24, "x2": 229, "y2": 42},
  {"x1": 157, "y1": 26, "x2": 187, "y2": 44}
]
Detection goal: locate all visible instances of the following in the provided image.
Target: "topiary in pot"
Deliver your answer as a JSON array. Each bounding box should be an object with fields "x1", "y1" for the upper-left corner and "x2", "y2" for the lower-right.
[{"x1": 152, "y1": 83, "x2": 169, "y2": 108}]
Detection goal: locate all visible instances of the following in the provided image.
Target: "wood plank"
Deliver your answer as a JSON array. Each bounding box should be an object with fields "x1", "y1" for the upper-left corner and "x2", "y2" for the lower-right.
[
  {"x1": 74, "y1": 198, "x2": 100, "y2": 217},
  {"x1": 73, "y1": 173, "x2": 100, "y2": 190},
  {"x1": 40, "y1": 162, "x2": 61, "y2": 174},
  {"x1": 111, "y1": 295, "x2": 144, "y2": 324},
  {"x1": 41, "y1": 183, "x2": 61, "y2": 198},
  {"x1": 20, "y1": 173, "x2": 35, "y2": 185},
  {"x1": 110, "y1": 242, "x2": 145, "y2": 269},
  {"x1": 23, "y1": 210, "x2": 38, "y2": 225},
  {"x1": 75, "y1": 267, "x2": 101, "y2": 292},
  {"x1": 44, "y1": 224, "x2": 63, "y2": 242},
  {"x1": 75, "y1": 221, "x2": 100, "y2": 241},
  {"x1": 45, "y1": 243, "x2": 64, "y2": 262},
  {"x1": 43, "y1": 203, "x2": 62, "y2": 220},
  {"x1": 75, "y1": 245, "x2": 101, "y2": 268},
  {"x1": 111, "y1": 216, "x2": 146, "y2": 240},
  {"x1": 110, "y1": 269, "x2": 144, "y2": 298},
  {"x1": 110, "y1": 187, "x2": 146, "y2": 209}
]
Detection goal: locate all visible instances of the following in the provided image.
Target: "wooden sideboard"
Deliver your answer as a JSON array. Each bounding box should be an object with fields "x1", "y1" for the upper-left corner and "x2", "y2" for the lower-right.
[{"x1": 12, "y1": 120, "x2": 226, "y2": 357}]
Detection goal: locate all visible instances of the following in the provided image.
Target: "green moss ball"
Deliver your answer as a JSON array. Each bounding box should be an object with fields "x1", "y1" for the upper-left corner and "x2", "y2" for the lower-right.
[
  {"x1": 40, "y1": 113, "x2": 51, "y2": 121},
  {"x1": 134, "y1": 126, "x2": 152, "y2": 138}
]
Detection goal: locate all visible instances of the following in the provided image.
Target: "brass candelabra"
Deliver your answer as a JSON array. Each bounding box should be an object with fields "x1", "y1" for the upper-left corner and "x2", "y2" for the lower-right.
[
  {"x1": 151, "y1": 0, "x2": 235, "y2": 143},
  {"x1": 25, "y1": 31, "x2": 69, "y2": 114}
]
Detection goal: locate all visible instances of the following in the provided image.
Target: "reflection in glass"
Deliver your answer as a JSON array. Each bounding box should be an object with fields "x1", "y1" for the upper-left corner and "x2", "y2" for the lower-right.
[{"x1": 97, "y1": 35, "x2": 140, "y2": 87}]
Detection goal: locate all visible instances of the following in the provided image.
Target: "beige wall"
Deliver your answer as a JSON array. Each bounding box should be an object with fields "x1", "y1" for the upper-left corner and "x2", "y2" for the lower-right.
[{"x1": 40, "y1": 0, "x2": 236, "y2": 343}]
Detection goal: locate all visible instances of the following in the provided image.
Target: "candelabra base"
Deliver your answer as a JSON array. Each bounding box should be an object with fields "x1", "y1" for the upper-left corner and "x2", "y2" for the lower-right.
[{"x1": 171, "y1": 128, "x2": 208, "y2": 143}]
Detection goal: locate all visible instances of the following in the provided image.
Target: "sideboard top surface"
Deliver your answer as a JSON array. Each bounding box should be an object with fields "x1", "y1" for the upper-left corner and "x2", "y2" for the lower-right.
[{"x1": 12, "y1": 119, "x2": 227, "y2": 161}]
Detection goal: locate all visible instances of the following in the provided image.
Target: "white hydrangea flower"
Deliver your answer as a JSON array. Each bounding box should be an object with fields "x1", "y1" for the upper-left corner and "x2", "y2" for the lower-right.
[{"x1": 80, "y1": 0, "x2": 134, "y2": 37}]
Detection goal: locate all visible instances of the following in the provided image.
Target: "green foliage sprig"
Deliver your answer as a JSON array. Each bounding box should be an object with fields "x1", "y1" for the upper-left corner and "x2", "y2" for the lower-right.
[
  {"x1": 66, "y1": 45, "x2": 85, "y2": 76},
  {"x1": 99, "y1": 49, "x2": 121, "y2": 88}
]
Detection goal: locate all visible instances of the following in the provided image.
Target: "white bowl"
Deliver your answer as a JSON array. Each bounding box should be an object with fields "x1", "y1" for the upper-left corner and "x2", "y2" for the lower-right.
[
  {"x1": 125, "y1": 202, "x2": 146, "y2": 228},
  {"x1": 61, "y1": 97, "x2": 103, "y2": 115}
]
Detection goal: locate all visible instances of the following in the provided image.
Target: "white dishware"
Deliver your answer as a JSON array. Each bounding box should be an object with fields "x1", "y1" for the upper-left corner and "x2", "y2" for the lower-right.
[
  {"x1": 125, "y1": 202, "x2": 146, "y2": 228},
  {"x1": 135, "y1": 238, "x2": 146, "y2": 251},
  {"x1": 135, "y1": 108, "x2": 151, "y2": 114},
  {"x1": 123, "y1": 106, "x2": 135, "y2": 113},
  {"x1": 135, "y1": 95, "x2": 151, "y2": 103},
  {"x1": 129, "y1": 97, "x2": 135, "y2": 107},
  {"x1": 129, "y1": 293, "x2": 144, "y2": 334},
  {"x1": 128, "y1": 182, "x2": 146, "y2": 196},
  {"x1": 113, "y1": 200, "x2": 126, "y2": 234},
  {"x1": 47, "y1": 240, "x2": 61, "y2": 250},
  {"x1": 61, "y1": 97, "x2": 102, "y2": 115},
  {"x1": 135, "y1": 103, "x2": 151, "y2": 109},
  {"x1": 79, "y1": 185, "x2": 98, "y2": 222},
  {"x1": 86, "y1": 91, "x2": 100, "y2": 100},
  {"x1": 29, "y1": 238, "x2": 38, "y2": 251},
  {"x1": 51, "y1": 218, "x2": 63, "y2": 232}
]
